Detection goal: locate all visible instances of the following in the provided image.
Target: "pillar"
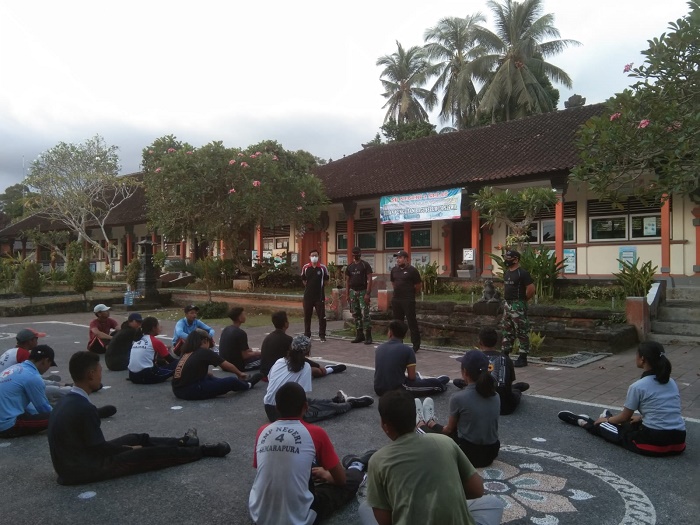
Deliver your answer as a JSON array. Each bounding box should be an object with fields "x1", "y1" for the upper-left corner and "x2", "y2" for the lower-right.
[
  {"x1": 219, "y1": 239, "x2": 226, "y2": 259},
  {"x1": 403, "y1": 223, "x2": 411, "y2": 259},
  {"x1": 555, "y1": 190, "x2": 564, "y2": 266},
  {"x1": 347, "y1": 215, "x2": 355, "y2": 261},
  {"x1": 442, "y1": 223, "x2": 451, "y2": 275},
  {"x1": 256, "y1": 225, "x2": 264, "y2": 264},
  {"x1": 21, "y1": 238, "x2": 27, "y2": 259},
  {"x1": 126, "y1": 233, "x2": 133, "y2": 264},
  {"x1": 692, "y1": 206, "x2": 700, "y2": 273},
  {"x1": 321, "y1": 230, "x2": 329, "y2": 265},
  {"x1": 179, "y1": 240, "x2": 186, "y2": 262},
  {"x1": 660, "y1": 195, "x2": 671, "y2": 274},
  {"x1": 470, "y1": 208, "x2": 480, "y2": 271},
  {"x1": 151, "y1": 233, "x2": 158, "y2": 253}
]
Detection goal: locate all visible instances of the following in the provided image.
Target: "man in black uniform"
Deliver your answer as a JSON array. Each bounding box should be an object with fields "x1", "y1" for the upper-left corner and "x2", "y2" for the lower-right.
[
  {"x1": 345, "y1": 246, "x2": 373, "y2": 344},
  {"x1": 500, "y1": 250, "x2": 536, "y2": 367},
  {"x1": 259, "y1": 311, "x2": 293, "y2": 378},
  {"x1": 105, "y1": 312, "x2": 142, "y2": 371},
  {"x1": 301, "y1": 249, "x2": 330, "y2": 342},
  {"x1": 389, "y1": 250, "x2": 422, "y2": 352}
]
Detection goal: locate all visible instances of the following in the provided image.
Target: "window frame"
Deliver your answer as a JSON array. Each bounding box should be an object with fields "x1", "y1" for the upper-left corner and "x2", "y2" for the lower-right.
[
  {"x1": 383, "y1": 228, "x2": 432, "y2": 249},
  {"x1": 589, "y1": 215, "x2": 628, "y2": 242},
  {"x1": 629, "y1": 213, "x2": 662, "y2": 240}
]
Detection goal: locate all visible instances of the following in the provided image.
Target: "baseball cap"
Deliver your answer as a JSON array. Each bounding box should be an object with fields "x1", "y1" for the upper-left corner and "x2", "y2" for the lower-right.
[
  {"x1": 395, "y1": 250, "x2": 409, "y2": 258},
  {"x1": 184, "y1": 305, "x2": 200, "y2": 313},
  {"x1": 352, "y1": 247, "x2": 361, "y2": 254},
  {"x1": 290, "y1": 334, "x2": 311, "y2": 354},
  {"x1": 93, "y1": 304, "x2": 110, "y2": 313},
  {"x1": 30, "y1": 344, "x2": 57, "y2": 366},
  {"x1": 16, "y1": 328, "x2": 46, "y2": 343},
  {"x1": 504, "y1": 249, "x2": 521, "y2": 259},
  {"x1": 127, "y1": 313, "x2": 143, "y2": 322},
  {"x1": 457, "y1": 349, "x2": 490, "y2": 378}
]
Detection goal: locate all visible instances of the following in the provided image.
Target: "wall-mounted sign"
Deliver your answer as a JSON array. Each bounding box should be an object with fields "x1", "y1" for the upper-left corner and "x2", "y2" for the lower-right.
[
  {"x1": 563, "y1": 248, "x2": 576, "y2": 274},
  {"x1": 619, "y1": 246, "x2": 637, "y2": 269},
  {"x1": 380, "y1": 188, "x2": 462, "y2": 224},
  {"x1": 462, "y1": 248, "x2": 475, "y2": 262}
]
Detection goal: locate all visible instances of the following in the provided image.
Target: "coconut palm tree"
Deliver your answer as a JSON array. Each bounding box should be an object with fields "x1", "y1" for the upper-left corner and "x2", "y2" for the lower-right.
[
  {"x1": 423, "y1": 14, "x2": 486, "y2": 130},
  {"x1": 472, "y1": 0, "x2": 580, "y2": 122},
  {"x1": 377, "y1": 41, "x2": 437, "y2": 123}
]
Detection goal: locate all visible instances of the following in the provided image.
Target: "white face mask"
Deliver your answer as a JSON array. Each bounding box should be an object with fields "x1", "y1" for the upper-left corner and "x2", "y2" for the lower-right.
[{"x1": 310, "y1": 256, "x2": 319, "y2": 264}]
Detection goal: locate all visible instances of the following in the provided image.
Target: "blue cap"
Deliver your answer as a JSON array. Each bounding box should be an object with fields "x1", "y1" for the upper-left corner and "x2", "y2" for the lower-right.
[
  {"x1": 127, "y1": 313, "x2": 143, "y2": 322},
  {"x1": 457, "y1": 349, "x2": 490, "y2": 377}
]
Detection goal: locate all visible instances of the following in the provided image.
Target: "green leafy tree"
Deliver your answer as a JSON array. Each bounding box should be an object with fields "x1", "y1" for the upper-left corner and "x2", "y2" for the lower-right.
[
  {"x1": 424, "y1": 14, "x2": 486, "y2": 129},
  {"x1": 22, "y1": 229, "x2": 73, "y2": 265},
  {"x1": 72, "y1": 260, "x2": 94, "y2": 302},
  {"x1": 18, "y1": 262, "x2": 43, "y2": 304},
  {"x1": 125, "y1": 258, "x2": 141, "y2": 289},
  {"x1": 572, "y1": 2, "x2": 700, "y2": 204},
  {"x1": 381, "y1": 120, "x2": 437, "y2": 142},
  {"x1": 377, "y1": 41, "x2": 437, "y2": 123},
  {"x1": 0, "y1": 184, "x2": 34, "y2": 220},
  {"x1": 25, "y1": 135, "x2": 140, "y2": 276},
  {"x1": 472, "y1": 187, "x2": 558, "y2": 250},
  {"x1": 472, "y1": 0, "x2": 579, "y2": 121}
]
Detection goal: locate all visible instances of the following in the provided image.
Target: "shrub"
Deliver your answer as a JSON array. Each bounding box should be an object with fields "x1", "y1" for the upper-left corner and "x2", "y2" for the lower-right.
[
  {"x1": 72, "y1": 260, "x2": 94, "y2": 301},
  {"x1": 614, "y1": 259, "x2": 657, "y2": 297},
  {"x1": 126, "y1": 258, "x2": 141, "y2": 289},
  {"x1": 18, "y1": 262, "x2": 43, "y2": 304},
  {"x1": 152, "y1": 251, "x2": 166, "y2": 274},
  {"x1": 197, "y1": 301, "x2": 229, "y2": 319},
  {"x1": 416, "y1": 261, "x2": 439, "y2": 295},
  {"x1": 520, "y1": 247, "x2": 565, "y2": 300}
]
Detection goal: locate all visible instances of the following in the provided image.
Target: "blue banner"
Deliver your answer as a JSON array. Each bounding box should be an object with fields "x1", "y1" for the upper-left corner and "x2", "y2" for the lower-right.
[{"x1": 380, "y1": 188, "x2": 462, "y2": 224}]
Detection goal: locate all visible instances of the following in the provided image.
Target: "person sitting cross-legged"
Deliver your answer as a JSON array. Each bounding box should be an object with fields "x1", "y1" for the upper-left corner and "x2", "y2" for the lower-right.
[
  {"x1": 105, "y1": 312, "x2": 143, "y2": 372},
  {"x1": 48, "y1": 351, "x2": 230, "y2": 485},
  {"x1": 249, "y1": 382, "x2": 374, "y2": 525},
  {"x1": 87, "y1": 304, "x2": 118, "y2": 354},
  {"x1": 358, "y1": 389, "x2": 505, "y2": 525},
  {"x1": 127, "y1": 317, "x2": 179, "y2": 384},
  {"x1": 219, "y1": 307, "x2": 262, "y2": 372}
]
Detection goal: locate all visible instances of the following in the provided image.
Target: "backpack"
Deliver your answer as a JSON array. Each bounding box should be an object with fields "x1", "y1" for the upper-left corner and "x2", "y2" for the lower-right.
[{"x1": 484, "y1": 350, "x2": 509, "y2": 388}]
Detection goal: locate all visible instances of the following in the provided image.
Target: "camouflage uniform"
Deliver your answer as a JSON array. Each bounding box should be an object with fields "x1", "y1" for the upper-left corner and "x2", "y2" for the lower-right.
[
  {"x1": 349, "y1": 288, "x2": 371, "y2": 331},
  {"x1": 501, "y1": 300, "x2": 530, "y2": 355}
]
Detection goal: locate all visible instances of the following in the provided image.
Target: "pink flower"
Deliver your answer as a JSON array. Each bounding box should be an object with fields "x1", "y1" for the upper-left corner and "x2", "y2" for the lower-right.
[
  {"x1": 238, "y1": 152, "x2": 244, "y2": 157},
  {"x1": 250, "y1": 154, "x2": 257, "y2": 159},
  {"x1": 253, "y1": 180, "x2": 261, "y2": 187},
  {"x1": 155, "y1": 167, "x2": 162, "y2": 173},
  {"x1": 229, "y1": 188, "x2": 236, "y2": 194},
  {"x1": 623, "y1": 63, "x2": 633, "y2": 73},
  {"x1": 167, "y1": 148, "x2": 175, "y2": 153},
  {"x1": 610, "y1": 112, "x2": 621, "y2": 121},
  {"x1": 638, "y1": 119, "x2": 650, "y2": 129},
  {"x1": 255, "y1": 151, "x2": 262, "y2": 156},
  {"x1": 297, "y1": 206, "x2": 303, "y2": 210},
  {"x1": 229, "y1": 159, "x2": 236, "y2": 165},
  {"x1": 272, "y1": 155, "x2": 278, "y2": 161},
  {"x1": 300, "y1": 191, "x2": 306, "y2": 198},
  {"x1": 186, "y1": 151, "x2": 193, "y2": 155},
  {"x1": 241, "y1": 162, "x2": 249, "y2": 168}
]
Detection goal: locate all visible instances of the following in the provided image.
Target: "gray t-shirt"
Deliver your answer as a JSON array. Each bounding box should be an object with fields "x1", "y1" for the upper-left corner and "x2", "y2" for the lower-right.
[
  {"x1": 374, "y1": 339, "x2": 416, "y2": 396},
  {"x1": 624, "y1": 374, "x2": 685, "y2": 431},
  {"x1": 449, "y1": 384, "x2": 500, "y2": 444}
]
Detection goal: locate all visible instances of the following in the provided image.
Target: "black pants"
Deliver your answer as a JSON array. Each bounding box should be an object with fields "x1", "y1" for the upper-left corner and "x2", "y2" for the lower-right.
[
  {"x1": 57, "y1": 433, "x2": 203, "y2": 485},
  {"x1": 303, "y1": 298, "x2": 327, "y2": 338},
  {"x1": 0, "y1": 412, "x2": 51, "y2": 438},
  {"x1": 420, "y1": 423, "x2": 500, "y2": 468},
  {"x1": 586, "y1": 421, "x2": 686, "y2": 457},
  {"x1": 392, "y1": 299, "x2": 420, "y2": 351},
  {"x1": 311, "y1": 467, "x2": 363, "y2": 523}
]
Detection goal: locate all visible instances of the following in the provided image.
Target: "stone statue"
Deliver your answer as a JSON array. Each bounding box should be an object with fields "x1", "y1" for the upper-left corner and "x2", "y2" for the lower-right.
[{"x1": 479, "y1": 279, "x2": 502, "y2": 303}]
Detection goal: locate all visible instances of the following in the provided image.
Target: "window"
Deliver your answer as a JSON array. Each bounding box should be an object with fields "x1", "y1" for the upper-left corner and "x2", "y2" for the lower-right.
[
  {"x1": 590, "y1": 217, "x2": 627, "y2": 241},
  {"x1": 540, "y1": 219, "x2": 575, "y2": 243},
  {"x1": 385, "y1": 231, "x2": 403, "y2": 249},
  {"x1": 411, "y1": 229, "x2": 431, "y2": 248},
  {"x1": 631, "y1": 215, "x2": 661, "y2": 239},
  {"x1": 263, "y1": 238, "x2": 274, "y2": 251},
  {"x1": 384, "y1": 228, "x2": 431, "y2": 249},
  {"x1": 275, "y1": 238, "x2": 289, "y2": 250},
  {"x1": 588, "y1": 198, "x2": 667, "y2": 242},
  {"x1": 337, "y1": 234, "x2": 347, "y2": 250},
  {"x1": 338, "y1": 233, "x2": 376, "y2": 250}
]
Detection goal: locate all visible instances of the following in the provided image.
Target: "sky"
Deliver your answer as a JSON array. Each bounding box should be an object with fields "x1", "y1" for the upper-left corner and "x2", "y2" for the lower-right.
[{"x1": 0, "y1": 0, "x2": 690, "y2": 193}]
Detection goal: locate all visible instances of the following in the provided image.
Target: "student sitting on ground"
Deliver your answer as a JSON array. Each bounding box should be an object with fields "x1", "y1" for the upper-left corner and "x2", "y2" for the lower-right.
[
  {"x1": 264, "y1": 335, "x2": 372, "y2": 423},
  {"x1": 172, "y1": 329, "x2": 262, "y2": 400},
  {"x1": 453, "y1": 327, "x2": 529, "y2": 415},
  {"x1": 127, "y1": 317, "x2": 178, "y2": 384},
  {"x1": 416, "y1": 349, "x2": 501, "y2": 468},
  {"x1": 358, "y1": 389, "x2": 504, "y2": 525},
  {"x1": 558, "y1": 341, "x2": 686, "y2": 456},
  {"x1": 105, "y1": 312, "x2": 143, "y2": 372},
  {"x1": 48, "y1": 351, "x2": 229, "y2": 485},
  {"x1": 373, "y1": 320, "x2": 449, "y2": 397},
  {"x1": 219, "y1": 307, "x2": 262, "y2": 372},
  {"x1": 172, "y1": 305, "x2": 215, "y2": 356},
  {"x1": 87, "y1": 304, "x2": 118, "y2": 354}
]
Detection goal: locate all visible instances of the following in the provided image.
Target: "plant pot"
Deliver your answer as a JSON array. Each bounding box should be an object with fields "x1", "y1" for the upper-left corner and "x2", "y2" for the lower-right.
[
  {"x1": 457, "y1": 270, "x2": 475, "y2": 279},
  {"x1": 625, "y1": 297, "x2": 650, "y2": 342}
]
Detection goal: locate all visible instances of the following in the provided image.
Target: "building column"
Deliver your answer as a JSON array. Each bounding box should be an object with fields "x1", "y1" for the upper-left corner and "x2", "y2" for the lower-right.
[
  {"x1": 21, "y1": 239, "x2": 27, "y2": 259},
  {"x1": 321, "y1": 230, "x2": 329, "y2": 265},
  {"x1": 256, "y1": 225, "x2": 264, "y2": 264},
  {"x1": 442, "y1": 223, "x2": 451, "y2": 275},
  {"x1": 403, "y1": 223, "x2": 411, "y2": 259},
  {"x1": 555, "y1": 190, "x2": 565, "y2": 266},
  {"x1": 219, "y1": 239, "x2": 226, "y2": 259},
  {"x1": 126, "y1": 233, "x2": 133, "y2": 263},
  {"x1": 35, "y1": 245, "x2": 41, "y2": 263},
  {"x1": 347, "y1": 215, "x2": 355, "y2": 260},
  {"x1": 179, "y1": 239, "x2": 186, "y2": 262},
  {"x1": 692, "y1": 206, "x2": 700, "y2": 273},
  {"x1": 660, "y1": 195, "x2": 671, "y2": 274},
  {"x1": 481, "y1": 227, "x2": 493, "y2": 277},
  {"x1": 471, "y1": 208, "x2": 480, "y2": 271},
  {"x1": 151, "y1": 232, "x2": 158, "y2": 252}
]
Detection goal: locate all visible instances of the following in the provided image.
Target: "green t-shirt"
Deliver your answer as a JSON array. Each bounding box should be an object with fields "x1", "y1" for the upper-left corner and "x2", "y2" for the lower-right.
[{"x1": 366, "y1": 432, "x2": 477, "y2": 525}]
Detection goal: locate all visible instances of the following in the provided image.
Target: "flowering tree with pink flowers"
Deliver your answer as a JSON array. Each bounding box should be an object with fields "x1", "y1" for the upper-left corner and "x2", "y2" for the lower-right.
[{"x1": 572, "y1": 2, "x2": 699, "y2": 204}]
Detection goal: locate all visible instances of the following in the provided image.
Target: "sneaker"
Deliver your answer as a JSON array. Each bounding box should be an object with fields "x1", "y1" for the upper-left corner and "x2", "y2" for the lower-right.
[
  {"x1": 97, "y1": 405, "x2": 117, "y2": 419},
  {"x1": 436, "y1": 375, "x2": 450, "y2": 385},
  {"x1": 341, "y1": 449, "x2": 377, "y2": 470},
  {"x1": 332, "y1": 389, "x2": 347, "y2": 404},
  {"x1": 247, "y1": 372, "x2": 264, "y2": 388},
  {"x1": 346, "y1": 395, "x2": 374, "y2": 409},
  {"x1": 453, "y1": 379, "x2": 467, "y2": 389},
  {"x1": 319, "y1": 336, "x2": 327, "y2": 342},
  {"x1": 422, "y1": 397, "x2": 436, "y2": 424},
  {"x1": 513, "y1": 382, "x2": 530, "y2": 392},
  {"x1": 558, "y1": 410, "x2": 591, "y2": 427},
  {"x1": 513, "y1": 353, "x2": 528, "y2": 368},
  {"x1": 330, "y1": 364, "x2": 347, "y2": 374},
  {"x1": 415, "y1": 398, "x2": 425, "y2": 426},
  {"x1": 180, "y1": 428, "x2": 199, "y2": 447},
  {"x1": 600, "y1": 408, "x2": 613, "y2": 419},
  {"x1": 201, "y1": 442, "x2": 231, "y2": 457}
]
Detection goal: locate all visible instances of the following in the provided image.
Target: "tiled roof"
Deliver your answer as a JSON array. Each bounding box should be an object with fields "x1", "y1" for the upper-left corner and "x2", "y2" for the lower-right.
[{"x1": 315, "y1": 104, "x2": 605, "y2": 201}]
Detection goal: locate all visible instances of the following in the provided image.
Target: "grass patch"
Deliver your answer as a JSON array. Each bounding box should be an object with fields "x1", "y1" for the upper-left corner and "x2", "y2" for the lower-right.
[{"x1": 154, "y1": 308, "x2": 303, "y2": 328}]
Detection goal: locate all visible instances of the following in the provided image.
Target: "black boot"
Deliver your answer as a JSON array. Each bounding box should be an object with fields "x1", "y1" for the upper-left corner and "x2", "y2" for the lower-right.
[
  {"x1": 351, "y1": 329, "x2": 365, "y2": 343},
  {"x1": 364, "y1": 328, "x2": 373, "y2": 345},
  {"x1": 513, "y1": 353, "x2": 528, "y2": 367}
]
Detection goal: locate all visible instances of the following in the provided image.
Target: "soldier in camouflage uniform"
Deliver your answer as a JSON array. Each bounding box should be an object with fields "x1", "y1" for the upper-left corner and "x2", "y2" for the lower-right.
[
  {"x1": 345, "y1": 247, "x2": 373, "y2": 344},
  {"x1": 500, "y1": 250, "x2": 536, "y2": 367}
]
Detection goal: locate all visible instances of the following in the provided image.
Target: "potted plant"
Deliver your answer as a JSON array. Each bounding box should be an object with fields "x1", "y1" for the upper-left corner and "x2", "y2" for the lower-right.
[
  {"x1": 614, "y1": 258, "x2": 657, "y2": 341},
  {"x1": 457, "y1": 262, "x2": 475, "y2": 279}
]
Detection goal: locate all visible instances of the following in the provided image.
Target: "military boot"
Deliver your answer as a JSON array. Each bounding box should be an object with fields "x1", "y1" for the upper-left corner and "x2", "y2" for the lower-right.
[
  {"x1": 363, "y1": 328, "x2": 373, "y2": 345},
  {"x1": 351, "y1": 329, "x2": 365, "y2": 343}
]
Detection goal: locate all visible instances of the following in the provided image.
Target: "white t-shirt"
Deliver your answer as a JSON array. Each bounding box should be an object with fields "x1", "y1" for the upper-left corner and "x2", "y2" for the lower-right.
[
  {"x1": 263, "y1": 358, "x2": 312, "y2": 405},
  {"x1": 128, "y1": 335, "x2": 170, "y2": 373},
  {"x1": 0, "y1": 347, "x2": 29, "y2": 373},
  {"x1": 249, "y1": 418, "x2": 339, "y2": 525}
]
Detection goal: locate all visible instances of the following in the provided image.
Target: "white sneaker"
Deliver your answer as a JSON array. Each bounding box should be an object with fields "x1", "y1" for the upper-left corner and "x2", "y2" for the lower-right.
[
  {"x1": 415, "y1": 398, "x2": 425, "y2": 426},
  {"x1": 600, "y1": 409, "x2": 613, "y2": 419},
  {"x1": 422, "y1": 397, "x2": 436, "y2": 424}
]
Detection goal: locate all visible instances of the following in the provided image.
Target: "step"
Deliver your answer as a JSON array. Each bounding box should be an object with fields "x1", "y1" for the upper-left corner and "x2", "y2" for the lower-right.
[
  {"x1": 657, "y1": 302, "x2": 700, "y2": 322},
  {"x1": 647, "y1": 333, "x2": 700, "y2": 346},
  {"x1": 667, "y1": 286, "x2": 700, "y2": 301},
  {"x1": 651, "y1": 320, "x2": 700, "y2": 337}
]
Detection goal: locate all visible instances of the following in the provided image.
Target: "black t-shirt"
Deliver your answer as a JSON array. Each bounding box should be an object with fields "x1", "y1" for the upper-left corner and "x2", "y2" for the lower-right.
[
  {"x1": 345, "y1": 260, "x2": 373, "y2": 291},
  {"x1": 373, "y1": 338, "x2": 416, "y2": 396},
  {"x1": 172, "y1": 348, "x2": 224, "y2": 389},
  {"x1": 301, "y1": 263, "x2": 329, "y2": 302},
  {"x1": 260, "y1": 329, "x2": 293, "y2": 376},
  {"x1": 503, "y1": 267, "x2": 533, "y2": 301},
  {"x1": 104, "y1": 323, "x2": 136, "y2": 371},
  {"x1": 218, "y1": 325, "x2": 247, "y2": 370},
  {"x1": 390, "y1": 264, "x2": 421, "y2": 301}
]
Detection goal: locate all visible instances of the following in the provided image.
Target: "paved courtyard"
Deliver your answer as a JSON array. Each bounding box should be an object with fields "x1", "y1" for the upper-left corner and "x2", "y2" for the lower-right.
[{"x1": 0, "y1": 310, "x2": 697, "y2": 524}]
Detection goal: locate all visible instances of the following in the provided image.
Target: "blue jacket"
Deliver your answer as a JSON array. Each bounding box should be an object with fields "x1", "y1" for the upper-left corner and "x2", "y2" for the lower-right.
[
  {"x1": 172, "y1": 318, "x2": 215, "y2": 345},
  {"x1": 0, "y1": 360, "x2": 52, "y2": 431}
]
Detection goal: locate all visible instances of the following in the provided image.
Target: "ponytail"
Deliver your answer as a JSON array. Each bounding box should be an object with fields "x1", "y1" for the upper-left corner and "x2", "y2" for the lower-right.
[
  {"x1": 638, "y1": 341, "x2": 672, "y2": 384},
  {"x1": 475, "y1": 370, "x2": 497, "y2": 398},
  {"x1": 286, "y1": 346, "x2": 306, "y2": 373},
  {"x1": 134, "y1": 317, "x2": 159, "y2": 341}
]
